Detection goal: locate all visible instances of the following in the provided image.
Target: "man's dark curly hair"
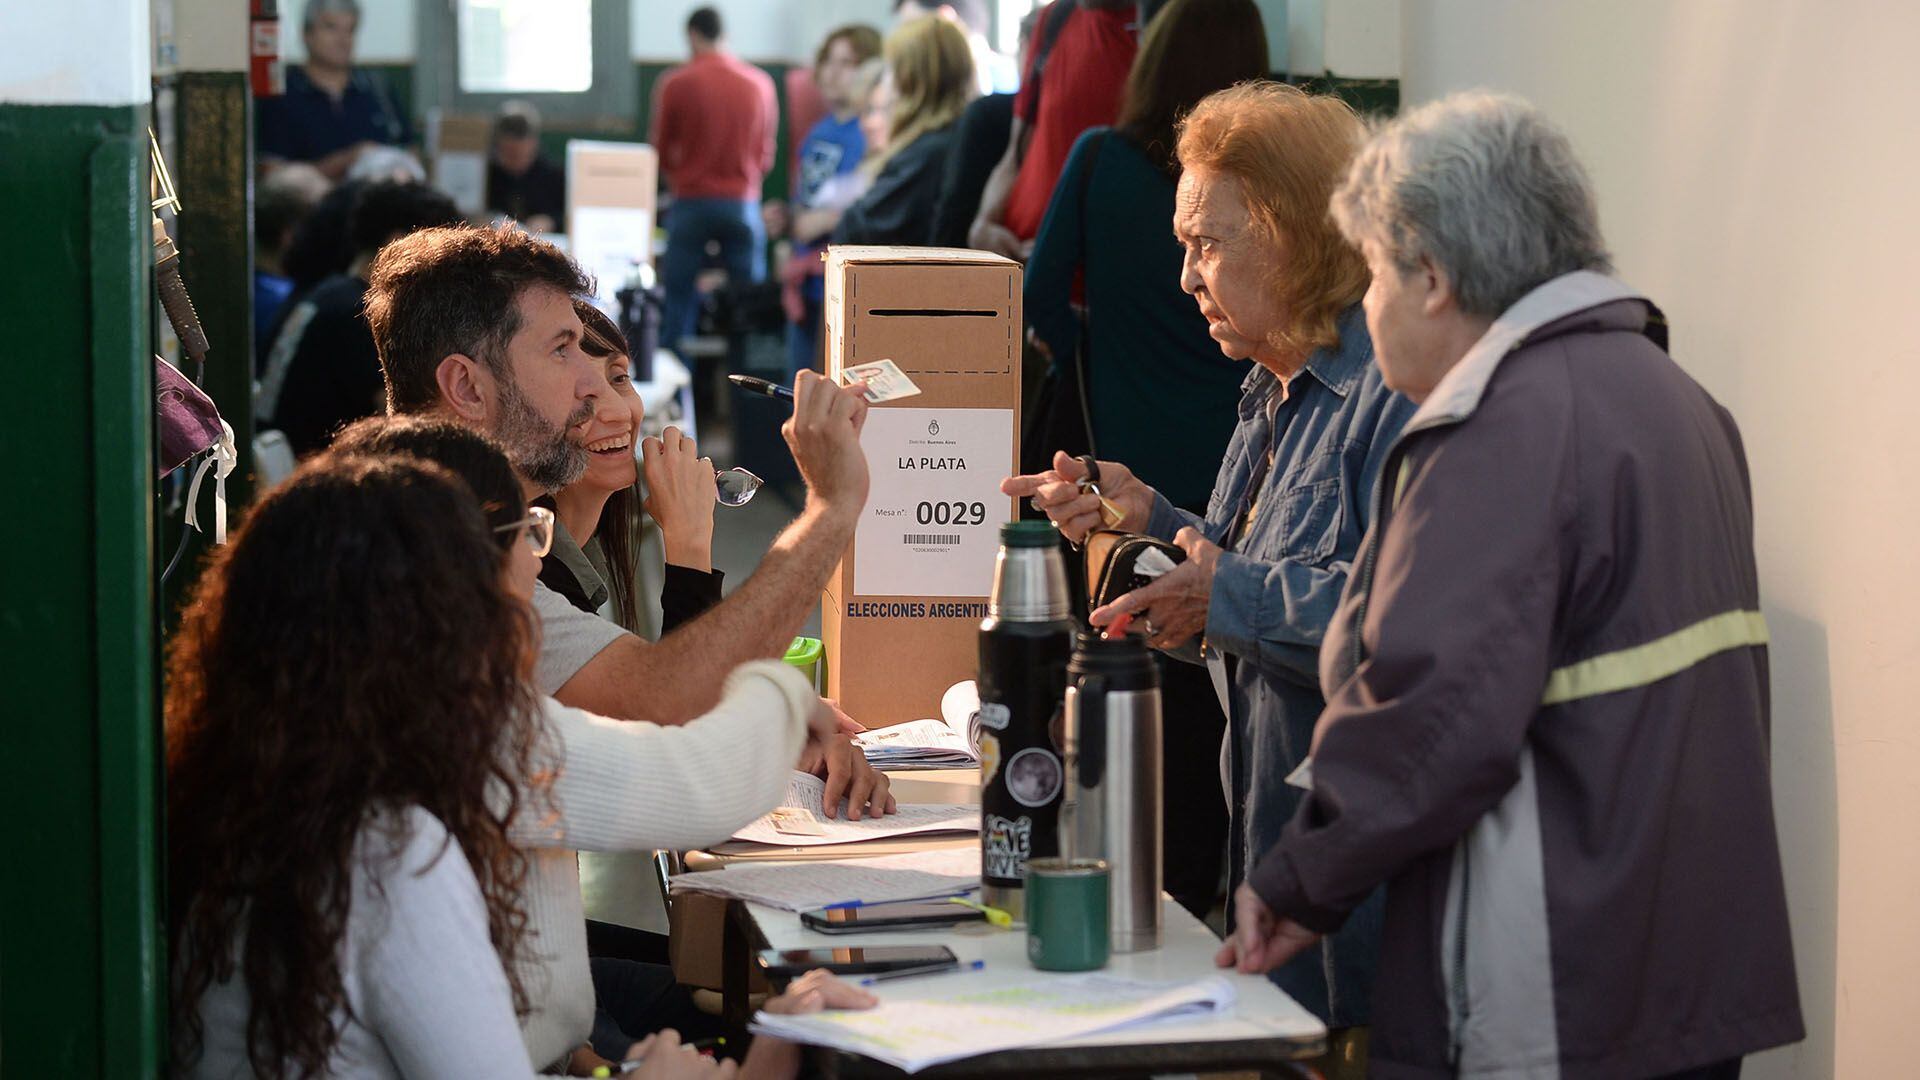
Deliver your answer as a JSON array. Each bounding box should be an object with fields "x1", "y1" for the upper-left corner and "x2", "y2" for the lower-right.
[
  {"x1": 365, "y1": 223, "x2": 591, "y2": 415},
  {"x1": 165, "y1": 454, "x2": 546, "y2": 1077}
]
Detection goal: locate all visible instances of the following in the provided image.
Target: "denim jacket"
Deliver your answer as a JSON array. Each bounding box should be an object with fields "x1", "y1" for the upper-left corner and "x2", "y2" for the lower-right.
[{"x1": 1146, "y1": 304, "x2": 1413, "y2": 1024}]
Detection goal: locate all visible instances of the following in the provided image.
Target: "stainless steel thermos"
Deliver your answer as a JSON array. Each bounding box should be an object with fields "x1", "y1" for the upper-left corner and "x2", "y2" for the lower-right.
[
  {"x1": 1059, "y1": 631, "x2": 1163, "y2": 952},
  {"x1": 977, "y1": 521, "x2": 1076, "y2": 921}
]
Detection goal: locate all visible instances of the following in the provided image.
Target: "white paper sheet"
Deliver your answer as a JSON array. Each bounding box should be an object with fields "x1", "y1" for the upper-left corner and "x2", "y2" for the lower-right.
[
  {"x1": 750, "y1": 973, "x2": 1238, "y2": 1073},
  {"x1": 669, "y1": 847, "x2": 980, "y2": 911},
  {"x1": 731, "y1": 771, "x2": 980, "y2": 847},
  {"x1": 854, "y1": 407, "x2": 1014, "y2": 598}
]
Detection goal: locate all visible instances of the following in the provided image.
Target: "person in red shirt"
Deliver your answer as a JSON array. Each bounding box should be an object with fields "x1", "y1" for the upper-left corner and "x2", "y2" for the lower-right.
[
  {"x1": 651, "y1": 6, "x2": 778, "y2": 358},
  {"x1": 968, "y1": 0, "x2": 1143, "y2": 259}
]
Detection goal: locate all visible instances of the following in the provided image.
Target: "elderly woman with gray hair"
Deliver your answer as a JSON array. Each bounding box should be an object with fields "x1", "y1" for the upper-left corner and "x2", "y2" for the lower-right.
[{"x1": 1216, "y1": 91, "x2": 1804, "y2": 1080}]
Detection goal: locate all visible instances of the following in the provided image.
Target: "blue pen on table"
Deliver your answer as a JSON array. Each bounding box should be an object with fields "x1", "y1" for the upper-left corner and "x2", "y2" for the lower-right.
[
  {"x1": 859, "y1": 959, "x2": 985, "y2": 986},
  {"x1": 727, "y1": 374, "x2": 794, "y2": 401}
]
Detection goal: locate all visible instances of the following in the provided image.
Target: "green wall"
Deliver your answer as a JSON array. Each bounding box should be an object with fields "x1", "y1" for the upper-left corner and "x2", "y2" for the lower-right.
[{"x1": 0, "y1": 101, "x2": 163, "y2": 1075}]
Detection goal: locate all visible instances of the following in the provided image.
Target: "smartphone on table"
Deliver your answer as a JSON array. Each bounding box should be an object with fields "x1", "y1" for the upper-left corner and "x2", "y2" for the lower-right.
[
  {"x1": 800, "y1": 898, "x2": 985, "y2": 935},
  {"x1": 757, "y1": 944, "x2": 959, "y2": 979}
]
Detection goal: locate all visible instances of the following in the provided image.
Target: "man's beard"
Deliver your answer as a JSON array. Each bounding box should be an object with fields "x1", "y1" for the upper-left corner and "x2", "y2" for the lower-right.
[{"x1": 495, "y1": 377, "x2": 591, "y2": 492}]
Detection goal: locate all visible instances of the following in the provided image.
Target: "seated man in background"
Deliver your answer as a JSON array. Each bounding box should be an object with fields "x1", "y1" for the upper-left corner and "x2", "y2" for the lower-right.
[
  {"x1": 257, "y1": 0, "x2": 413, "y2": 179},
  {"x1": 252, "y1": 164, "x2": 329, "y2": 372},
  {"x1": 487, "y1": 100, "x2": 566, "y2": 233},
  {"x1": 363, "y1": 224, "x2": 891, "y2": 816},
  {"x1": 256, "y1": 179, "x2": 463, "y2": 454}
]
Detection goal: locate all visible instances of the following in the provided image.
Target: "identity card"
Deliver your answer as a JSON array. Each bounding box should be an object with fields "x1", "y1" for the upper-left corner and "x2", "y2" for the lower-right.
[{"x1": 840, "y1": 359, "x2": 923, "y2": 403}]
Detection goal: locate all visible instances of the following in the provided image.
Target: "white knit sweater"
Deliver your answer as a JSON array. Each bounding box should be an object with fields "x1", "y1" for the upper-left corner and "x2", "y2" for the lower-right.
[
  {"x1": 184, "y1": 661, "x2": 811, "y2": 1078},
  {"x1": 509, "y1": 660, "x2": 813, "y2": 1068}
]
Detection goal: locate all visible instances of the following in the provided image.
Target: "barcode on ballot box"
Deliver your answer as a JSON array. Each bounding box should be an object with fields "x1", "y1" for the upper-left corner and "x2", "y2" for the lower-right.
[{"x1": 902, "y1": 534, "x2": 962, "y2": 546}]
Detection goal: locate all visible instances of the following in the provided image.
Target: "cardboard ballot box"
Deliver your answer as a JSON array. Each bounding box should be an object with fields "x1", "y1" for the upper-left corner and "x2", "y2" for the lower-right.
[{"x1": 821, "y1": 247, "x2": 1021, "y2": 726}]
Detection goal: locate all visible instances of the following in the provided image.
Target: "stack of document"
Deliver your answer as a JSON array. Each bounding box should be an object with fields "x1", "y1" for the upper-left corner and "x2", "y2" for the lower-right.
[
  {"x1": 730, "y1": 771, "x2": 979, "y2": 848},
  {"x1": 855, "y1": 681, "x2": 982, "y2": 770},
  {"x1": 751, "y1": 973, "x2": 1239, "y2": 1073},
  {"x1": 670, "y1": 847, "x2": 979, "y2": 911}
]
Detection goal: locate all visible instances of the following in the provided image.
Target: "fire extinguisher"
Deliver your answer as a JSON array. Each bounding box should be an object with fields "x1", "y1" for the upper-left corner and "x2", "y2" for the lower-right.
[{"x1": 250, "y1": 0, "x2": 283, "y2": 97}]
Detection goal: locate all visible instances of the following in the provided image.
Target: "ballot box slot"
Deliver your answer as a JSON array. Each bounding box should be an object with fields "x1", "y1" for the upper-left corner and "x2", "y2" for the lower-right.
[{"x1": 867, "y1": 309, "x2": 1000, "y2": 318}]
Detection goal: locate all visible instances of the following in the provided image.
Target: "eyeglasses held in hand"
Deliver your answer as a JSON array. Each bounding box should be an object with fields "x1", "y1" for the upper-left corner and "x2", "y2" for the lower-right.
[
  {"x1": 716, "y1": 466, "x2": 765, "y2": 508},
  {"x1": 495, "y1": 505, "x2": 556, "y2": 558}
]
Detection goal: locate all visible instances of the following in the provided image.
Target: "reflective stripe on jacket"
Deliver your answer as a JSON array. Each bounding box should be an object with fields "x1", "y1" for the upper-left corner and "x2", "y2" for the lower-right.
[{"x1": 1248, "y1": 272, "x2": 1804, "y2": 1078}]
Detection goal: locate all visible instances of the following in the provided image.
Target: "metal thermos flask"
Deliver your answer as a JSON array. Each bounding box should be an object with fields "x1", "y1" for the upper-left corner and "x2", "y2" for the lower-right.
[
  {"x1": 1060, "y1": 631, "x2": 1163, "y2": 952},
  {"x1": 977, "y1": 521, "x2": 1075, "y2": 921}
]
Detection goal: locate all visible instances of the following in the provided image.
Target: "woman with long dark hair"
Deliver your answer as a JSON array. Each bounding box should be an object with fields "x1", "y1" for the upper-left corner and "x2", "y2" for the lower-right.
[
  {"x1": 320, "y1": 416, "x2": 875, "y2": 1073},
  {"x1": 166, "y1": 453, "x2": 570, "y2": 1076}
]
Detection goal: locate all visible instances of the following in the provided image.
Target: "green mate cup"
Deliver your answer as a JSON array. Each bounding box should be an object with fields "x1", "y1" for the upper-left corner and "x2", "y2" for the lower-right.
[{"x1": 1026, "y1": 857, "x2": 1111, "y2": 972}]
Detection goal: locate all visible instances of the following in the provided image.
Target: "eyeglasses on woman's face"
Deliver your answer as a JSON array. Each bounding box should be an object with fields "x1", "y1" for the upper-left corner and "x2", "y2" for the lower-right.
[{"x1": 494, "y1": 505, "x2": 556, "y2": 558}]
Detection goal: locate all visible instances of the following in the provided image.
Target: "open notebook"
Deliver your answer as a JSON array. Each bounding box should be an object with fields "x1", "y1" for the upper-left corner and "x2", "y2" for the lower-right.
[
  {"x1": 854, "y1": 681, "x2": 982, "y2": 770},
  {"x1": 751, "y1": 973, "x2": 1238, "y2": 1073}
]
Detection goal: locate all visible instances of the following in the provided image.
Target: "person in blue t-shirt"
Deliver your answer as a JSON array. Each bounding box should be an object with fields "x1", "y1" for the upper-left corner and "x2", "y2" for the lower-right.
[{"x1": 782, "y1": 25, "x2": 882, "y2": 376}]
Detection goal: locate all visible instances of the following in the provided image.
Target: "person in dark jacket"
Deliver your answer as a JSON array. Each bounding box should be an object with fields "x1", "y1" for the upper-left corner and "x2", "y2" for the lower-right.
[
  {"x1": 1214, "y1": 91, "x2": 1805, "y2": 1079},
  {"x1": 832, "y1": 15, "x2": 976, "y2": 246},
  {"x1": 256, "y1": 180, "x2": 462, "y2": 454},
  {"x1": 486, "y1": 102, "x2": 566, "y2": 233}
]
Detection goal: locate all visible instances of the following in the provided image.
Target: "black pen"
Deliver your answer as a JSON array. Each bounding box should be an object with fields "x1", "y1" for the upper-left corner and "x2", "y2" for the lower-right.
[{"x1": 727, "y1": 374, "x2": 795, "y2": 401}]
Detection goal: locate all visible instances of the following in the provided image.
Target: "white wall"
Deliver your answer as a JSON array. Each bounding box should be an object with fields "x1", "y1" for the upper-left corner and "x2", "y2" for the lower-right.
[
  {"x1": 170, "y1": 0, "x2": 248, "y2": 71},
  {"x1": 1286, "y1": 0, "x2": 1323, "y2": 74},
  {"x1": 2, "y1": 0, "x2": 150, "y2": 104},
  {"x1": 632, "y1": 0, "x2": 895, "y2": 62},
  {"x1": 1323, "y1": 0, "x2": 1396, "y2": 78},
  {"x1": 1401, "y1": 2, "x2": 1920, "y2": 1076}
]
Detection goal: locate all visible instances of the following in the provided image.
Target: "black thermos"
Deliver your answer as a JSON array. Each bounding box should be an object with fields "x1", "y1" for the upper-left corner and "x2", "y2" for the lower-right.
[{"x1": 977, "y1": 521, "x2": 1076, "y2": 921}]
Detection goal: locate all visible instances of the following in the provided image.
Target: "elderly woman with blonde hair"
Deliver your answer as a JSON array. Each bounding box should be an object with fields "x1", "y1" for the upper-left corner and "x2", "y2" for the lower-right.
[{"x1": 1005, "y1": 82, "x2": 1414, "y2": 1036}]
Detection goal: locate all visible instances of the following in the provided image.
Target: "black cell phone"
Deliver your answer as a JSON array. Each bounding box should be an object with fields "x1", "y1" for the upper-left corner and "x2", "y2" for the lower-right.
[
  {"x1": 756, "y1": 944, "x2": 959, "y2": 979},
  {"x1": 800, "y1": 899, "x2": 986, "y2": 935}
]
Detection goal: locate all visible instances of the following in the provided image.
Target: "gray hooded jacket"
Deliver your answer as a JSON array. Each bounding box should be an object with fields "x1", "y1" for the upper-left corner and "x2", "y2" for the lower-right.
[{"x1": 1248, "y1": 273, "x2": 1804, "y2": 1078}]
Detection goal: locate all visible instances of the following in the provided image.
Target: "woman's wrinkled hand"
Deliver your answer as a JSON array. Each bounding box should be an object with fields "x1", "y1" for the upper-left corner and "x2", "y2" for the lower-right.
[
  {"x1": 1000, "y1": 452, "x2": 1154, "y2": 543},
  {"x1": 1088, "y1": 527, "x2": 1222, "y2": 649}
]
